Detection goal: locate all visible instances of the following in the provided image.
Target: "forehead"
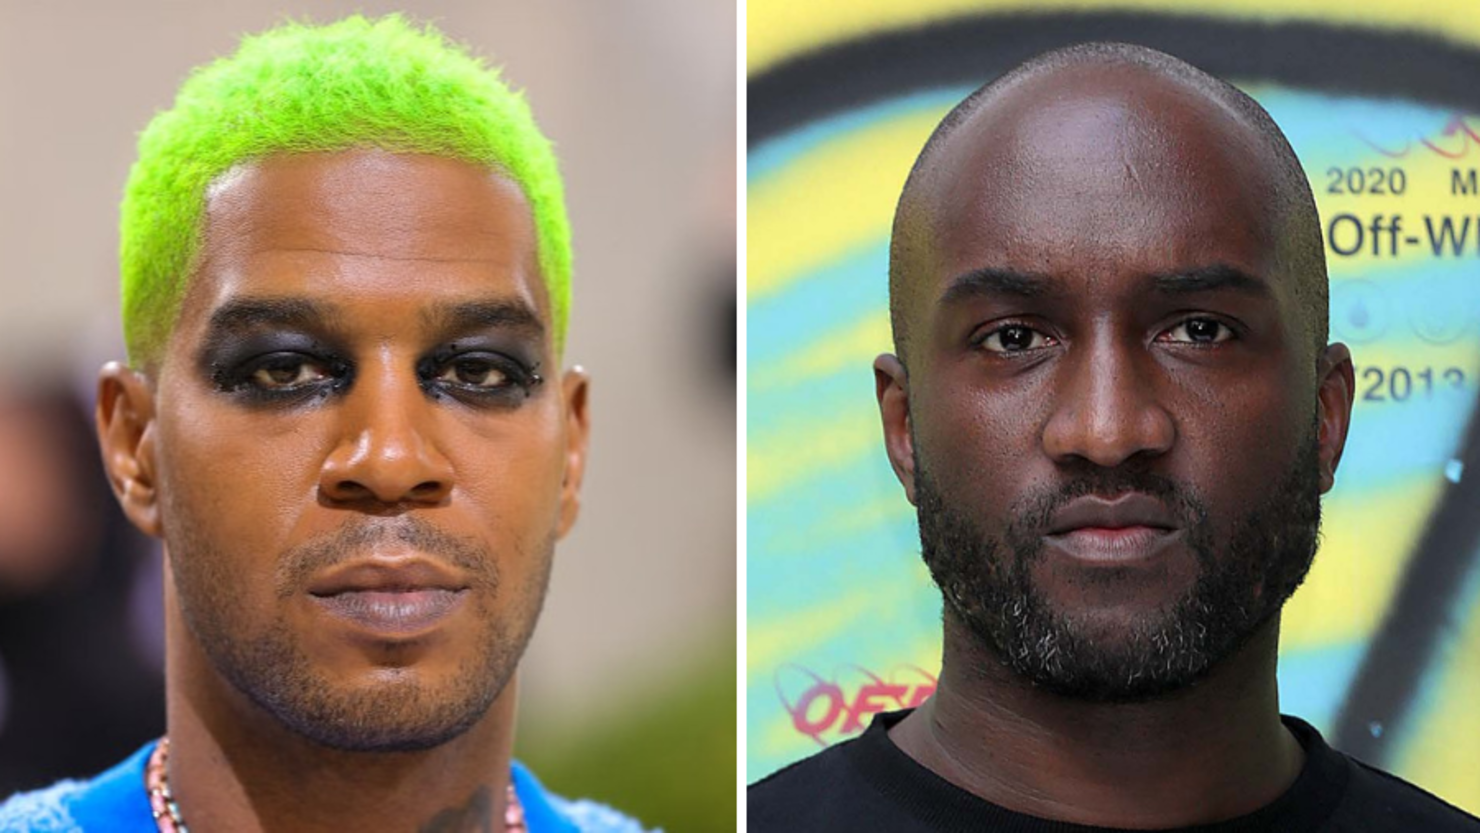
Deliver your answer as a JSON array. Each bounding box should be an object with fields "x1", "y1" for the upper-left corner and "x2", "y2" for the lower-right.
[
  {"x1": 179, "y1": 150, "x2": 545, "y2": 334},
  {"x1": 910, "y1": 65, "x2": 1284, "y2": 304}
]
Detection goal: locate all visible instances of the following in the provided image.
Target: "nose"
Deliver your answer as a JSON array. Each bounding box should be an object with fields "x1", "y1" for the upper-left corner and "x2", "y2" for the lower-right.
[
  {"x1": 318, "y1": 360, "x2": 454, "y2": 507},
  {"x1": 1041, "y1": 336, "x2": 1176, "y2": 468}
]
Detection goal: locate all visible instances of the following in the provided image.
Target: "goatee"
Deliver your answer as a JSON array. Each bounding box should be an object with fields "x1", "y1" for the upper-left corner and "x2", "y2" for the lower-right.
[{"x1": 915, "y1": 432, "x2": 1322, "y2": 701}]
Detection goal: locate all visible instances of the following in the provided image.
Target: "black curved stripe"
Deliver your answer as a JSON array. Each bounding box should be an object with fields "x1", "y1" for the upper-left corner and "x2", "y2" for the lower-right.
[
  {"x1": 749, "y1": 9, "x2": 1480, "y2": 768},
  {"x1": 1332, "y1": 408, "x2": 1480, "y2": 763},
  {"x1": 750, "y1": 11, "x2": 1480, "y2": 143}
]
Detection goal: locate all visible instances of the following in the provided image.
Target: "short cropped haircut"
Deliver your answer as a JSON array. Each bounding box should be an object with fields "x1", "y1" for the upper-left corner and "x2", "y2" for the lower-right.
[
  {"x1": 120, "y1": 14, "x2": 572, "y2": 368},
  {"x1": 889, "y1": 42, "x2": 1327, "y2": 362}
]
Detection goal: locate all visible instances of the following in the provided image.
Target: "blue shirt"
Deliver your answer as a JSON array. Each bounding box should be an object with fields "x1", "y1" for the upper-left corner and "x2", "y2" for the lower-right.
[{"x1": 0, "y1": 743, "x2": 649, "y2": 832}]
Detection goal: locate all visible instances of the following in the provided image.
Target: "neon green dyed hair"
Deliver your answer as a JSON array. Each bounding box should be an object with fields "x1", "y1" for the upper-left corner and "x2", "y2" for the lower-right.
[{"x1": 120, "y1": 14, "x2": 572, "y2": 368}]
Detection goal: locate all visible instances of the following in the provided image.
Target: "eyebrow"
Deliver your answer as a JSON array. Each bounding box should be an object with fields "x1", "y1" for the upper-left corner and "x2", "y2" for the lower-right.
[
  {"x1": 938, "y1": 263, "x2": 1272, "y2": 306},
  {"x1": 419, "y1": 299, "x2": 546, "y2": 339},
  {"x1": 203, "y1": 297, "x2": 546, "y2": 342},
  {"x1": 204, "y1": 297, "x2": 338, "y2": 336},
  {"x1": 1150, "y1": 264, "x2": 1272, "y2": 297},
  {"x1": 938, "y1": 268, "x2": 1052, "y2": 306}
]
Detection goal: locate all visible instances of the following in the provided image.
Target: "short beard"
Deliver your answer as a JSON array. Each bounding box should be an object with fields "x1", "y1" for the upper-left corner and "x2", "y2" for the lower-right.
[
  {"x1": 170, "y1": 516, "x2": 550, "y2": 752},
  {"x1": 915, "y1": 432, "x2": 1321, "y2": 702}
]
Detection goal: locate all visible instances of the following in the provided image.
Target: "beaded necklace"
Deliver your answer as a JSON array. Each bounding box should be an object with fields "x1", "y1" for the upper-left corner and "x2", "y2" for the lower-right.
[{"x1": 145, "y1": 737, "x2": 527, "y2": 832}]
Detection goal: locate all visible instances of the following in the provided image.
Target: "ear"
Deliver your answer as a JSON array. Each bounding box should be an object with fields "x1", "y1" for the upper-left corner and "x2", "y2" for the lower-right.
[
  {"x1": 96, "y1": 362, "x2": 163, "y2": 537},
  {"x1": 1315, "y1": 343, "x2": 1356, "y2": 494},
  {"x1": 874, "y1": 353, "x2": 918, "y2": 505},
  {"x1": 555, "y1": 366, "x2": 591, "y2": 538}
]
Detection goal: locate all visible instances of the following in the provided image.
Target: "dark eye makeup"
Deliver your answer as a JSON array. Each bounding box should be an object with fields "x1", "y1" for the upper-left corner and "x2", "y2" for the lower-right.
[
  {"x1": 203, "y1": 333, "x2": 543, "y2": 408},
  {"x1": 206, "y1": 333, "x2": 350, "y2": 405},
  {"x1": 417, "y1": 342, "x2": 544, "y2": 404}
]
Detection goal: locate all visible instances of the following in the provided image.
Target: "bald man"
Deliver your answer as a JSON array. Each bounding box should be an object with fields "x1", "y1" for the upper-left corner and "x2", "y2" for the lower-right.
[{"x1": 748, "y1": 42, "x2": 1480, "y2": 832}]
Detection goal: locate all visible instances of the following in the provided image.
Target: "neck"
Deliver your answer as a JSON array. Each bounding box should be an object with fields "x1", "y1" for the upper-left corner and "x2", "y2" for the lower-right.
[
  {"x1": 162, "y1": 605, "x2": 517, "y2": 833},
  {"x1": 890, "y1": 613, "x2": 1303, "y2": 829}
]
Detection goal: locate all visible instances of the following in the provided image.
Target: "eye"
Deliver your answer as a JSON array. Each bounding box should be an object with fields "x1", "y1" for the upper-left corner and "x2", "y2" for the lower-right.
[
  {"x1": 979, "y1": 324, "x2": 1056, "y2": 354},
  {"x1": 1160, "y1": 317, "x2": 1234, "y2": 345},
  {"x1": 436, "y1": 356, "x2": 511, "y2": 389},
  {"x1": 422, "y1": 349, "x2": 543, "y2": 400},
  {"x1": 244, "y1": 354, "x2": 335, "y2": 391}
]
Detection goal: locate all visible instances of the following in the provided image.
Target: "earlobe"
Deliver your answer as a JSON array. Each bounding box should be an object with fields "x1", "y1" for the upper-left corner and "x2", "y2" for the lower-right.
[
  {"x1": 874, "y1": 353, "x2": 918, "y2": 505},
  {"x1": 556, "y1": 366, "x2": 591, "y2": 538},
  {"x1": 1315, "y1": 344, "x2": 1356, "y2": 494},
  {"x1": 96, "y1": 362, "x2": 163, "y2": 537}
]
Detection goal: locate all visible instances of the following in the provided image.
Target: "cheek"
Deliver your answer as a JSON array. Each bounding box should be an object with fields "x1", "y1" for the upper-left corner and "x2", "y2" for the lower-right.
[
  {"x1": 447, "y1": 404, "x2": 570, "y2": 539},
  {"x1": 914, "y1": 373, "x2": 1043, "y2": 500},
  {"x1": 154, "y1": 395, "x2": 322, "y2": 571},
  {"x1": 153, "y1": 377, "x2": 570, "y2": 589},
  {"x1": 1166, "y1": 362, "x2": 1314, "y2": 512}
]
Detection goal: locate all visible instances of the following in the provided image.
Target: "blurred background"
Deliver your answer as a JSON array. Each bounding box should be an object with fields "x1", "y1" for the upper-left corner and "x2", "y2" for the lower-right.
[
  {"x1": 0, "y1": 2, "x2": 735, "y2": 829},
  {"x1": 747, "y1": 0, "x2": 1480, "y2": 816}
]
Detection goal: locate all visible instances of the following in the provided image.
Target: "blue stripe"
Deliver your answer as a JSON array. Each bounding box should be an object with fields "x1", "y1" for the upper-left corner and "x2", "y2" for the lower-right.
[
  {"x1": 750, "y1": 86, "x2": 1455, "y2": 187},
  {"x1": 747, "y1": 241, "x2": 890, "y2": 368},
  {"x1": 749, "y1": 88, "x2": 968, "y2": 181},
  {"x1": 1277, "y1": 642, "x2": 1370, "y2": 731}
]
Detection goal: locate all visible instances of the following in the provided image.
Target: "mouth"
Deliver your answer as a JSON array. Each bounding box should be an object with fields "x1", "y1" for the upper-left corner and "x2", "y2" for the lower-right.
[
  {"x1": 1044, "y1": 526, "x2": 1183, "y2": 563},
  {"x1": 307, "y1": 559, "x2": 471, "y2": 636},
  {"x1": 311, "y1": 588, "x2": 468, "y2": 634},
  {"x1": 1043, "y1": 493, "x2": 1182, "y2": 563}
]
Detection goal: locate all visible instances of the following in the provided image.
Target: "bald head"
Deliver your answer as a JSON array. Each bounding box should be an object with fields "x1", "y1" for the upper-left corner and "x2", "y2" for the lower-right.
[{"x1": 888, "y1": 42, "x2": 1326, "y2": 364}]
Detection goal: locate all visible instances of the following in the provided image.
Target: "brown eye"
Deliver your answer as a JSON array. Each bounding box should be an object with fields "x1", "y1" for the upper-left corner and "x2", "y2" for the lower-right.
[
  {"x1": 436, "y1": 357, "x2": 510, "y2": 389},
  {"x1": 1163, "y1": 318, "x2": 1233, "y2": 344},
  {"x1": 981, "y1": 325, "x2": 1054, "y2": 353},
  {"x1": 250, "y1": 358, "x2": 331, "y2": 389}
]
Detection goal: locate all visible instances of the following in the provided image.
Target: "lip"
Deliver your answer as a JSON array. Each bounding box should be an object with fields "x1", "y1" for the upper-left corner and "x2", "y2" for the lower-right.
[
  {"x1": 307, "y1": 558, "x2": 471, "y2": 636},
  {"x1": 311, "y1": 588, "x2": 468, "y2": 635},
  {"x1": 1045, "y1": 493, "x2": 1179, "y2": 536},
  {"x1": 307, "y1": 558, "x2": 470, "y2": 596},
  {"x1": 1044, "y1": 493, "x2": 1182, "y2": 563}
]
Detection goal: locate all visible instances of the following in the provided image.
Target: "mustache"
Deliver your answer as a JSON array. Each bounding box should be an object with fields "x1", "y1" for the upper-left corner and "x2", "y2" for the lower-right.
[
  {"x1": 1009, "y1": 466, "x2": 1208, "y2": 539},
  {"x1": 274, "y1": 516, "x2": 495, "y2": 599}
]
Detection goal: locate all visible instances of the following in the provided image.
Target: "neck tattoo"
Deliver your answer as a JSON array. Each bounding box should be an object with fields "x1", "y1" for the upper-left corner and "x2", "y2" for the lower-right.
[{"x1": 145, "y1": 737, "x2": 528, "y2": 832}]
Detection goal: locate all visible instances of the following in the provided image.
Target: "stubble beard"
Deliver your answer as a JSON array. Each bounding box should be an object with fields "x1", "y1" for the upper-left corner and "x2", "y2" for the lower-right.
[
  {"x1": 167, "y1": 515, "x2": 552, "y2": 752},
  {"x1": 915, "y1": 430, "x2": 1322, "y2": 702}
]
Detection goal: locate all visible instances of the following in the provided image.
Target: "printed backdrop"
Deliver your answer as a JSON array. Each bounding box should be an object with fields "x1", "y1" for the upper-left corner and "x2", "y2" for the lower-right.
[{"x1": 747, "y1": 0, "x2": 1480, "y2": 813}]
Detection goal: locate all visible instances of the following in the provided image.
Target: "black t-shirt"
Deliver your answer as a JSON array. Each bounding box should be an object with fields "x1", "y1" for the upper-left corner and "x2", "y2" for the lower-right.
[{"x1": 749, "y1": 710, "x2": 1480, "y2": 831}]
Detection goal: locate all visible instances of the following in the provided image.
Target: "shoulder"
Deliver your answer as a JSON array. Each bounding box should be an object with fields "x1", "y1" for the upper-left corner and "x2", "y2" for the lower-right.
[
  {"x1": 0, "y1": 780, "x2": 87, "y2": 833},
  {"x1": 1328, "y1": 756, "x2": 1480, "y2": 831},
  {"x1": 749, "y1": 738, "x2": 854, "y2": 801},
  {"x1": 510, "y1": 762, "x2": 656, "y2": 833},
  {"x1": 0, "y1": 744, "x2": 156, "y2": 833},
  {"x1": 750, "y1": 709, "x2": 937, "y2": 832},
  {"x1": 544, "y1": 795, "x2": 654, "y2": 833},
  {"x1": 749, "y1": 738, "x2": 869, "y2": 831}
]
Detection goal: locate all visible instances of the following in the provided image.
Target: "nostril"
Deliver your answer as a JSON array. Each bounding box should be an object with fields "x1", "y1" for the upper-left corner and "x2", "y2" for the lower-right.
[
  {"x1": 410, "y1": 480, "x2": 447, "y2": 497},
  {"x1": 323, "y1": 479, "x2": 371, "y2": 501},
  {"x1": 317, "y1": 417, "x2": 455, "y2": 505}
]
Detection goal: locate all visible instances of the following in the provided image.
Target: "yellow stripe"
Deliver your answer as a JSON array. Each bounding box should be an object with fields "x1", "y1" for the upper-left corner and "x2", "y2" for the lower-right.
[
  {"x1": 749, "y1": 109, "x2": 943, "y2": 300},
  {"x1": 750, "y1": 0, "x2": 1480, "y2": 75},
  {"x1": 1280, "y1": 475, "x2": 1444, "y2": 647},
  {"x1": 808, "y1": 495, "x2": 915, "y2": 540},
  {"x1": 748, "y1": 409, "x2": 882, "y2": 502},
  {"x1": 748, "y1": 595, "x2": 874, "y2": 670},
  {"x1": 1394, "y1": 592, "x2": 1480, "y2": 814},
  {"x1": 750, "y1": 311, "x2": 893, "y2": 392}
]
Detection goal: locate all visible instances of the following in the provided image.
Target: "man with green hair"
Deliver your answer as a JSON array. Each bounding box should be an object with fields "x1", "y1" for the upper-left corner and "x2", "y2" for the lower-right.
[{"x1": 0, "y1": 15, "x2": 645, "y2": 833}]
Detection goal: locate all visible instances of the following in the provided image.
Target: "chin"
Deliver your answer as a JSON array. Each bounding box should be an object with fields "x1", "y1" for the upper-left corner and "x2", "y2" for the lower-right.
[
  {"x1": 260, "y1": 667, "x2": 508, "y2": 753},
  {"x1": 969, "y1": 583, "x2": 1279, "y2": 703}
]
